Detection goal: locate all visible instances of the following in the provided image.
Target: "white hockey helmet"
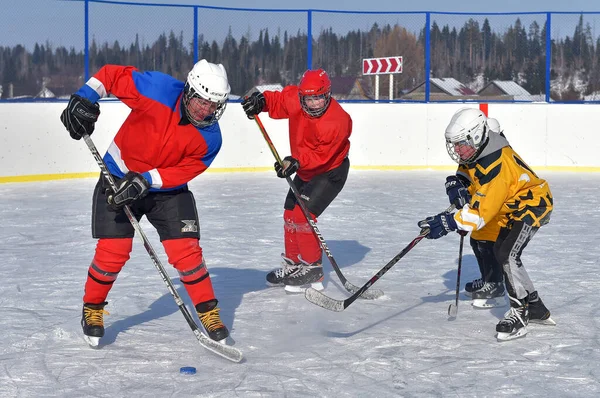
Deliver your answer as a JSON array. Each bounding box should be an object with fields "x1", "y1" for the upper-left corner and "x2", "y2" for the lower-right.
[
  {"x1": 444, "y1": 108, "x2": 488, "y2": 164},
  {"x1": 183, "y1": 59, "x2": 231, "y2": 127}
]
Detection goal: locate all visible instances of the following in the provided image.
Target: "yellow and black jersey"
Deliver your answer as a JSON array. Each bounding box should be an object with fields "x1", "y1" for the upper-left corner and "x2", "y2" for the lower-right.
[{"x1": 454, "y1": 134, "x2": 553, "y2": 232}]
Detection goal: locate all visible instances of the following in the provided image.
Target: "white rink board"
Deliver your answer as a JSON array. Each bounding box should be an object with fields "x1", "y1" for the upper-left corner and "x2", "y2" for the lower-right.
[{"x1": 1, "y1": 101, "x2": 599, "y2": 179}]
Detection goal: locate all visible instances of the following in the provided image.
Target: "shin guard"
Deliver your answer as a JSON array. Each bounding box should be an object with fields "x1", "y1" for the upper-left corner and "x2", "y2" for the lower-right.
[
  {"x1": 291, "y1": 205, "x2": 322, "y2": 264},
  {"x1": 283, "y1": 209, "x2": 300, "y2": 263}
]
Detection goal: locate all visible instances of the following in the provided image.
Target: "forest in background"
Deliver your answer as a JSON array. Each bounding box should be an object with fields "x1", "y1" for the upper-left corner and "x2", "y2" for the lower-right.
[{"x1": 0, "y1": 15, "x2": 597, "y2": 100}]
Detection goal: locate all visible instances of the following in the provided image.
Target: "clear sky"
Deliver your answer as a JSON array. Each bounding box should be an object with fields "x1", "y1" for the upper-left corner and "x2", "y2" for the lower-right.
[
  {"x1": 3, "y1": 0, "x2": 600, "y2": 50},
  {"x1": 94, "y1": 0, "x2": 600, "y2": 12}
]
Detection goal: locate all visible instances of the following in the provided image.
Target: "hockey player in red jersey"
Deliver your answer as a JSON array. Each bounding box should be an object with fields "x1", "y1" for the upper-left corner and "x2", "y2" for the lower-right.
[
  {"x1": 60, "y1": 60, "x2": 231, "y2": 346},
  {"x1": 241, "y1": 69, "x2": 352, "y2": 293}
]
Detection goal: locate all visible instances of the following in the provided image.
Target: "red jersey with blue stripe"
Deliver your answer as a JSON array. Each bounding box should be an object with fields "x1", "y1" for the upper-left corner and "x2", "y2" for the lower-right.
[
  {"x1": 76, "y1": 65, "x2": 222, "y2": 191},
  {"x1": 262, "y1": 86, "x2": 352, "y2": 181}
]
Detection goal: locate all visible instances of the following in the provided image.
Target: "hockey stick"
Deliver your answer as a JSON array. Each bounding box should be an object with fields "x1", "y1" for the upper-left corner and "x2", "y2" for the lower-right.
[
  {"x1": 253, "y1": 115, "x2": 383, "y2": 300},
  {"x1": 82, "y1": 133, "x2": 242, "y2": 363},
  {"x1": 305, "y1": 228, "x2": 429, "y2": 312},
  {"x1": 447, "y1": 233, "x2": 465, "y2": 319}
]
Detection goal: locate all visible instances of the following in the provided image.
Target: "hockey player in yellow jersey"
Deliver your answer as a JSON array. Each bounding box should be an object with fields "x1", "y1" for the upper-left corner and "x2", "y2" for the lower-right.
[
  {"x1": 418, "y1": 108, "x2": 555, "y2": 341},
  {"x1": 445, "y1": 117, "x2": 505, "y2": 308}
]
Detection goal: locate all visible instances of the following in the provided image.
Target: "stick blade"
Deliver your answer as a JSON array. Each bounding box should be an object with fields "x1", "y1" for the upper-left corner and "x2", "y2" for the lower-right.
[
  {"x1": 447, "y1": 303, "x2": 458, "y2": 319},
  {"x1": 305, "y1": 288, "x2": 346, "y2": 312},
  {"x1": 344, "y1": 281, "x2": 384, "y2": 300},
  {"x1": 195, "y1": 330, "x2": 243, "y2": 363}
]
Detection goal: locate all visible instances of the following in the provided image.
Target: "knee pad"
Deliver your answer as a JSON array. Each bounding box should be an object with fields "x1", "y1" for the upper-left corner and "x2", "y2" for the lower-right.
[
  {"x1": 470, "y1": 239, "x2": 496, "y2": 263},
  {"x1": 291, "y1": 205, "x2": 316, "y2": 233},
  {"x1": 92, "y1": 238, "x2": 133, "y2": 274},
  {"x1": 284, "y1": 209, "x2": 295, "y2": 232},
  {"x1": 470, "y1": 238, "x2": 501, "y2": 281}
]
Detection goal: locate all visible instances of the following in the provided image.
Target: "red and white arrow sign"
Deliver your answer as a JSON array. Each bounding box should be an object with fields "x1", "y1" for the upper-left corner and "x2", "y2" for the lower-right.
[{"x1": 362, "y1": 56, "x2": 403, "y2": 75}]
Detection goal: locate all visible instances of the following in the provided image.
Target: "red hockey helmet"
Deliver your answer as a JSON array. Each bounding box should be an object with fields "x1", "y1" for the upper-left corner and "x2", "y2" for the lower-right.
[{"x1": 298, "y1": 69, "x2": 331, "y2": 117}]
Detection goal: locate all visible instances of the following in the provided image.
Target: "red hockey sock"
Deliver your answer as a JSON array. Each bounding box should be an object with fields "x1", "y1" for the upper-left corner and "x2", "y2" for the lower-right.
[
  {"x1": 291, "y1": 205, "x2": 322, "y2": 264},
  {"x1": 83, "y1": 238, "x2": 132, "y2": 304},
  {"x1": 283, "y1": 208, "x2": 300, "y2": 262},
  {"x1": 163, "y1": 238, "x2": 215, "y2": 306}
]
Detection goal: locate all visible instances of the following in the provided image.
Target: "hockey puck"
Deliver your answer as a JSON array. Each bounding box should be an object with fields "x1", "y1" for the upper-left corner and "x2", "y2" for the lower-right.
[{"x1": 179, "y1": 366, "x2": 197, "y2": 375}]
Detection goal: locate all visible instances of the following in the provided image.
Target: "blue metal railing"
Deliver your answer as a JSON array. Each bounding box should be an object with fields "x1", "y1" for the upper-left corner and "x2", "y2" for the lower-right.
[{"x1": 2, "y1": 0, "x2": 600, "y2": 103}]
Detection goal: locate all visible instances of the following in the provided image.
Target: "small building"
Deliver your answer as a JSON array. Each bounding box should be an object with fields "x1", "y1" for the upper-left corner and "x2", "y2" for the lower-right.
[
  {"x1": 329, "y1": 76, "x2": 373, "y2": 100},
  {"x1": 35, "y1": 86, "x2": 56, "y2": 99},
  {"x1": 402, "y1": 77, "x2": 478, "y2": 100},
  {"x1": 477, "y1": 80, "x2": 533, "y2": 101}
]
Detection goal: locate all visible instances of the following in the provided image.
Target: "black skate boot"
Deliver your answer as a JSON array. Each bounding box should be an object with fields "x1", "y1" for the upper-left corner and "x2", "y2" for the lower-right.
[
  {"x1": 472, "y1": 281, "x2": 507, "y2": 308},
  {"x1": 496, "y1": 296, "x2": 529, "y2": 341},
  {"x1": 464, "y1": 277, "x2": 485, "y2": 297},
  {"x1": 196, "y1": 299, "x2": 229, "y2": 343},
  {"x1": 528, "y1": 291, "x2": 556, "y2": 325},
  {"x1": 81, "y1": 302, "x2": 109, "y2": 347},
  {"x1": 266, "y1": 255, "x2": 301, "y2": 287},
  {"x1": 283, "y1": 258, "x2": 324, "y2": 294}
]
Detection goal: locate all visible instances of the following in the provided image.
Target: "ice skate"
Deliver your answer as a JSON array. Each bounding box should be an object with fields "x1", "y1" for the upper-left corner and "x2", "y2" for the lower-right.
[
  {"x1": 81, "y1": 302, "x2": 109, "y2": 347},
  {"x1": 283, "y1": 258, "x2": 324, "y2": 294},
  {"x1": 496, "y1": 296, "x2": 529, "y2": 341},
  {"x1": 464, "y1": 277, "x2": 484, "y2": 298},
  {"x1": 528, "y1": 294, "x2": 556, "y2": 326},
  {"x1": 266, "y1": 254, "x2": 301, "y2": 287},
  {"x1": 472, "y1": 281, "x2": 507, "y2": 308},
  {"x1": 196, "y1": 299, "x2": 229, "y2": 343}
]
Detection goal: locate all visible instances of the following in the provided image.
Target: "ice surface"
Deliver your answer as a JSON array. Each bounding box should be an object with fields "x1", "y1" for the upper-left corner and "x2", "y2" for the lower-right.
[{"x1": 0, "y1": 171, "x2": 598, "y2": 397}]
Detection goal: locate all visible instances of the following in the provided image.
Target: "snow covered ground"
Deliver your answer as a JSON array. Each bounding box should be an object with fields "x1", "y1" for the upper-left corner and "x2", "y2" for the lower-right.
[{"x1": 0, "y1": 170, "x2": 598, "y2": 397}]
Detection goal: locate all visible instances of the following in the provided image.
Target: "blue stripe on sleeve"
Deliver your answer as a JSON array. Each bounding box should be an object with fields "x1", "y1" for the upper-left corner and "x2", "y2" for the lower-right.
[
  {"x1": 102, "y1": 153, "x2": 125, "y2": 180},
  {"x1": 132, "y1": 71, "x2": 184, "y2": 110},
  {"x1": 75, "y1": 85, "x2": 100, "y2": 103},
  {"x1": 141, "y1": 172, "x2": 152, "y2": 185}
]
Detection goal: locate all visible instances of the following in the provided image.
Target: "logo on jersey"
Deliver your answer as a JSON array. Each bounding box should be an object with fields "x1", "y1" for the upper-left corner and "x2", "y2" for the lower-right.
[{"x1": 181, "y1": 220, "x2": 198, "y2": 233}]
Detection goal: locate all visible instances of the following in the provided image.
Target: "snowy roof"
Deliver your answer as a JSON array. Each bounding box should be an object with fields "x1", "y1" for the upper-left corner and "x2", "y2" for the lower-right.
[
  {"x1": 430, "y1": 77, "x2": 476, "y2": 96},
  {"x1": 255, "y1": 84, "x2": 283, "y2": 92},
  {"x1": 35, "y1": 87, "x2": 55, "y2": 98},
  {"x1": 479, "y1": 80, "x2": 533, "y2": 100}
]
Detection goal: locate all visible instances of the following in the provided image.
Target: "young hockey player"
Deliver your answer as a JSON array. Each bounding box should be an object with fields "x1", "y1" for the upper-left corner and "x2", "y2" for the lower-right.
[
  {"x1": 241, "y1": 69, "x2": 352, "y2": 293},
  {"x1": 418, "y1": 108, "x2": 555, "y2": 341},
  {"x1": 445, "y1": 117, "x2": 505, "y2": 308},
  {"x1": 60, "y1": 60, "x2": 232, "y2": 346}
]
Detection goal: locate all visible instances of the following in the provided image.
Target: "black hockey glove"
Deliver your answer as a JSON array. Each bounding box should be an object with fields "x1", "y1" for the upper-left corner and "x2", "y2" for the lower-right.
[
  {"x1": 445, "y1": 175, "x2": 471, "y2": 209},
  {"x1": 105, "y1": 172, "x2": 150, "y2": 211},
  {"x1": 60, "y1": 94, "x2": 100, "y2": 140},
  {"x1": 274, "y1": 156, "x2": 300, "y2": 178},
  {"x1": 418, "y1": 212, "x2": 457, "y2": 239},
  {"x1": 241, "y1": 91, "x2": 265, "y2": 119}
]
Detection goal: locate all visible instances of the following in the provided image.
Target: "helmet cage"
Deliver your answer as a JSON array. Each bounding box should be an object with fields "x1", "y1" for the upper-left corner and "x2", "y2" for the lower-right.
[
  {"x1": 299, "y1": 91, "x2": 331, "y2": 118},
  {"x1": 183, "y1": 82, "x2": 227, "y2": 128},
  {"x1": 445, "y1": 124, "x2": 488, "y2": 165}
]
